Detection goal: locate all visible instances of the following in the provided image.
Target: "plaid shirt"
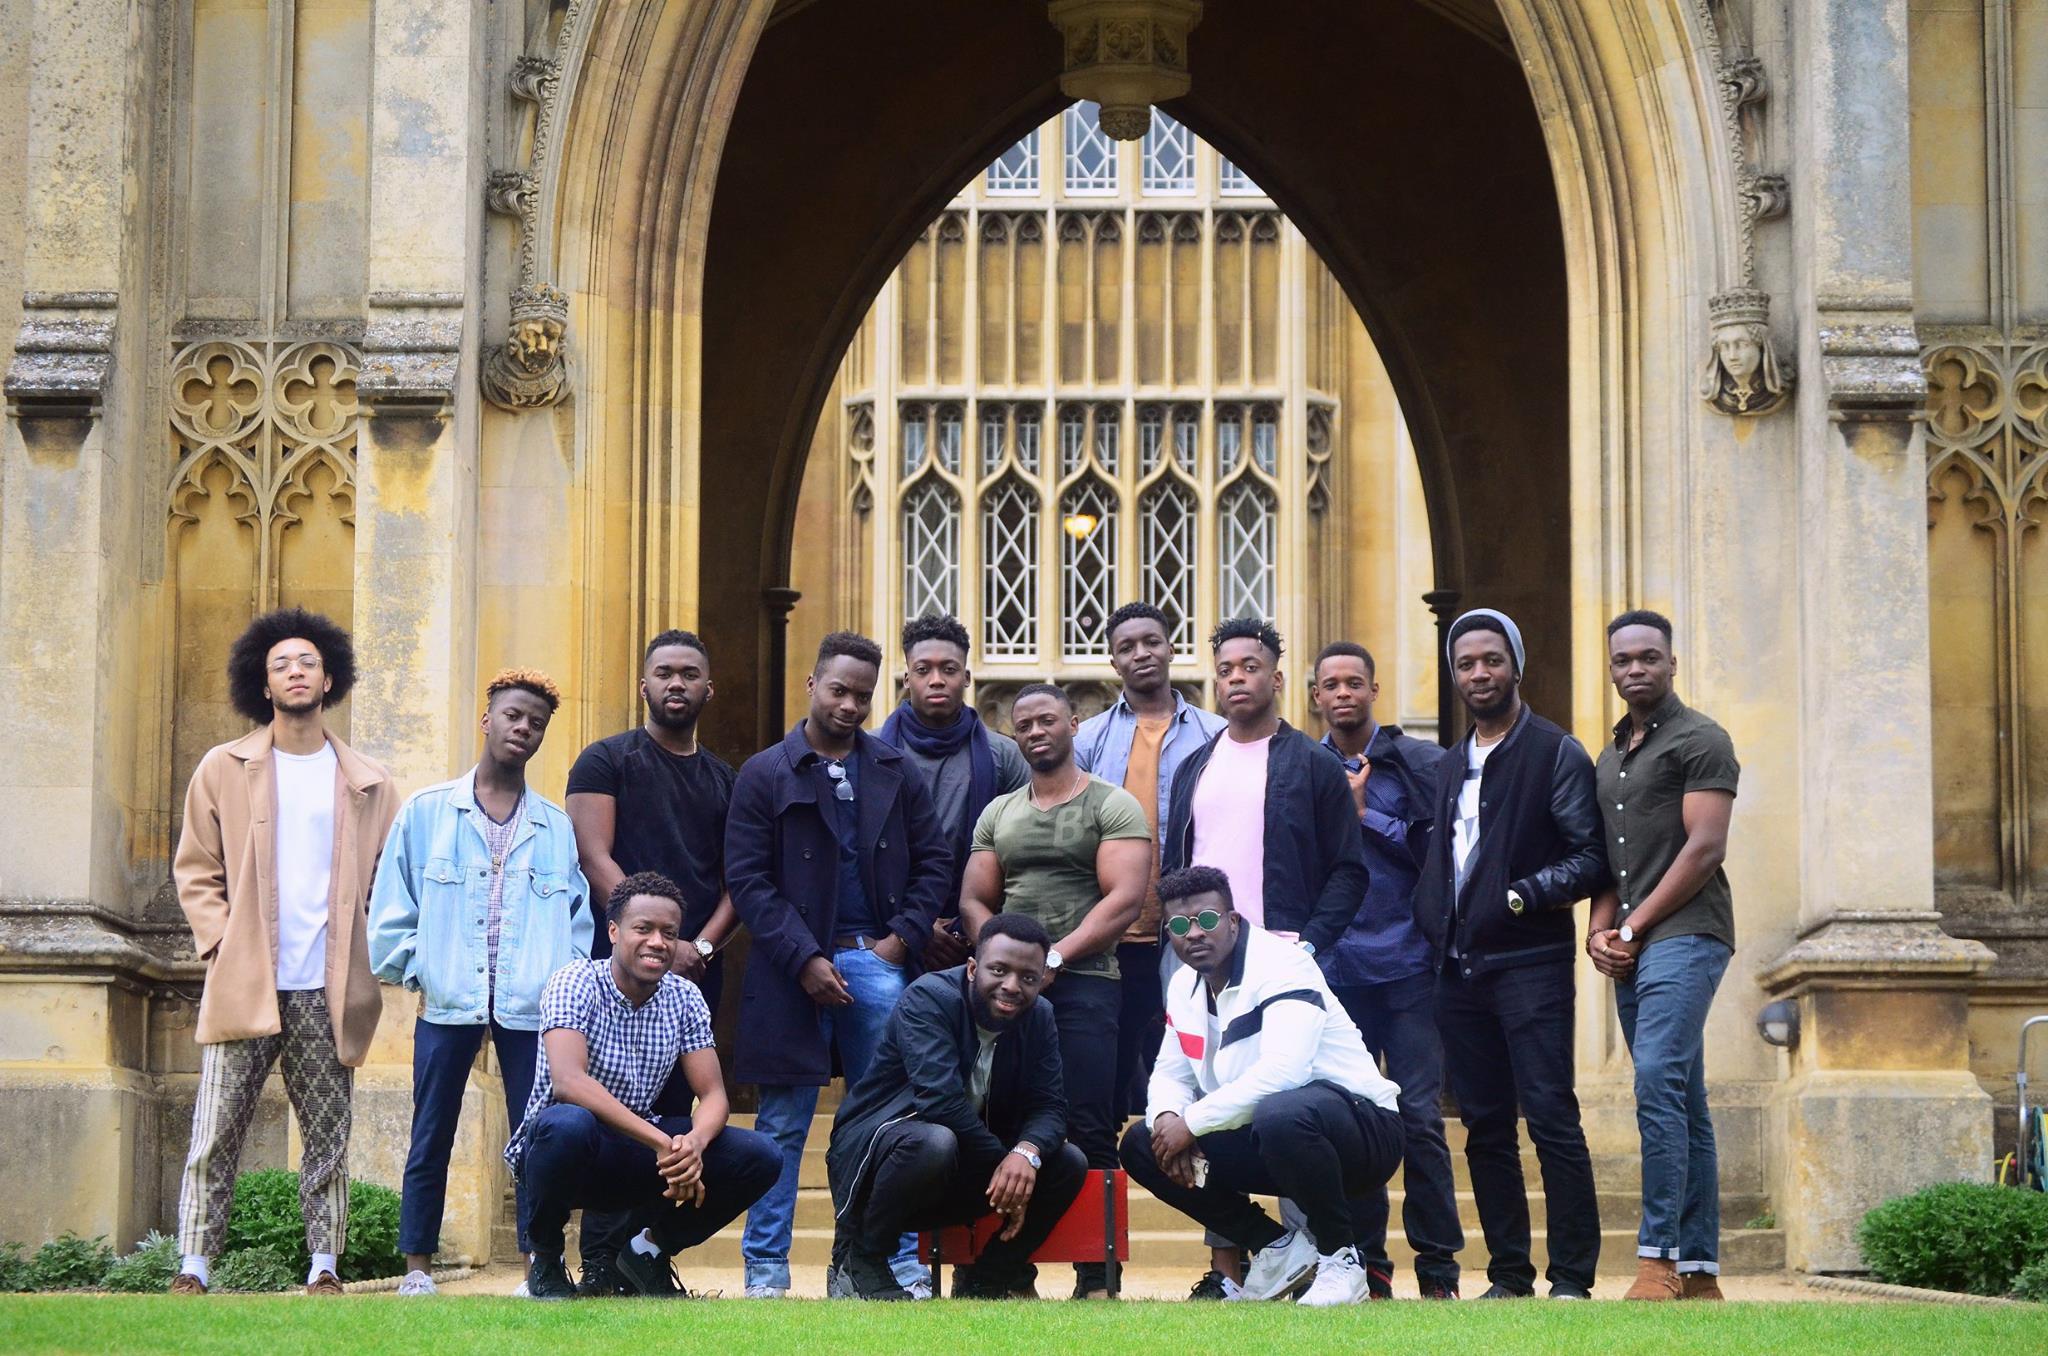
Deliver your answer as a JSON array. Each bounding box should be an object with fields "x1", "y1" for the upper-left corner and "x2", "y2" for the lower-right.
[{"x1": 505, "y1": 959, "x2": 714, "y2": 1171}]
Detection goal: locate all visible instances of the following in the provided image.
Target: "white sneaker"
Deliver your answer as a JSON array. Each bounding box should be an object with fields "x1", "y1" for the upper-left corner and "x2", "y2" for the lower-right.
[
  {"x1": 1240, "y1": 1229, "x2": 1320, "y2": 1301},
  {"x1": 743, "y1": 1284, "x2": 789, "y2": 1299},
  {"x1": 511, "y1": 1280, "x2": 529, "y2": 1298},
  {"x1": 1297, "y1": 1247, "x2": 1370, "y2": 1307},
  {"x1": 396, "y1": 1269, "x2": 437, "y2": 1296},
  {"x1": 905, "y1": 1279, "x2": 934, "y2": 1301}
]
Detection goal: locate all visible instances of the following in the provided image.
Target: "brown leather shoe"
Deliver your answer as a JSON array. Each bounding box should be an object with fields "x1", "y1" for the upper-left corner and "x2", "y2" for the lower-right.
[
  {"x1": 305, "y1": 1271, "x2": 345, "y2": 1296},
  {"x1": 1680, "y1": 1272, "x2": 1726, "y2": 1301},
  {"x1": 1623, "y1": 1257, "x2": 1681, "y2": 1301},
  {"x1": 169, "y1": 1273, "x2": 208, "y2": 1295}
]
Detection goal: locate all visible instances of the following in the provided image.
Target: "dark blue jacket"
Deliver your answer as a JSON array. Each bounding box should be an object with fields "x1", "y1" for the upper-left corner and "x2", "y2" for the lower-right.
[
  {"x1": 1161, "y1": 721, "x2": 1369, "y2": 956},
  {"x1": 726, "y1": 723, "x2": 953, "y2": 1085},
  {"x1": 1321, "y1": 725, "x2": 1448, "y2": 987}
]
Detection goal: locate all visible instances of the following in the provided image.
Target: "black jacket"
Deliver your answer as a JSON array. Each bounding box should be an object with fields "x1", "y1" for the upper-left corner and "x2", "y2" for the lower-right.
[
  {"x1": 825, "y1": 966, "x2": 1067, "y2": 1217},
  {"x1": 1162, "y1": 721, "x2": 1370, "y2": 956},
  {"x1": 1414, "y1": 705, "x2": 1610, "y2": 974}
]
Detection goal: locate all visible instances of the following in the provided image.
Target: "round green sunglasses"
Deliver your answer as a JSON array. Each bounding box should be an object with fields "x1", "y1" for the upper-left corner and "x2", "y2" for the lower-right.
[{"x1": 1164, "y1": 910, "x2": 1225, "y2": 937}]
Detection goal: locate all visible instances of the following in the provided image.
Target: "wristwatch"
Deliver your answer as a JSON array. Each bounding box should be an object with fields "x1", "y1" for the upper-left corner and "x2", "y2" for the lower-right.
[
  {"x1": 1045, "y1": 948, "x2": 1063, "y2": 971},
  {"x1": 1618, "y1": 922, "x2": 1636, "y2": 944},
  {"x1": 1009, "y1": 1146, "x2": 1042, "y2": 1170},
  {"x1": 694, "y1": 938, "x2": 716, "y2": 960},
  {"x1": 1507, "y1": 889, "x2": 1527, "y2": 916},
  {"x1": 1297, "y1": 939, "x2": 1317, "y2": 957}
]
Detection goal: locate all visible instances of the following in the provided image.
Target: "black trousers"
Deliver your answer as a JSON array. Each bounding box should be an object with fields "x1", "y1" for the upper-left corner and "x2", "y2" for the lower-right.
[
  {"x1": 840, "y1": 1121, "x2": 1089, "y2": 1281},
  {"x1": 1045, "y1": 973, "x2": 1120, "y2": 1170},
  {"x1": 1113, "y1": 941, "x2": 1164, "y2": 1119},
  {"x1": 1436, "y1": 958, "x2": 1600, "y2": 1293},
  {"x1": 1333, "y1": 973, "x2": 1464, "y2": 1288},
  {"x1": 519, "y1": 1106, "x2": 778, "y2": 1260},
  {"x1": 1119, "y1": 1083, "x2": 1404, "y2": 1255}
]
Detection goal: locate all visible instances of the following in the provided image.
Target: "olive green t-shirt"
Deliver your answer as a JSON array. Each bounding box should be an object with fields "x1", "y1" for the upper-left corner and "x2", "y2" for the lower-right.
[{"x1": 969, "y1": 776, "x2": 1153, "y2": 979}]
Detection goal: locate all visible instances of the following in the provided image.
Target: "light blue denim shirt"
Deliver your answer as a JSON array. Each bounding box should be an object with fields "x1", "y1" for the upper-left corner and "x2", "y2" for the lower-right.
[
  {"x1": 368, "y1": 769, "x2": 593, "y2": 1031},
  {"x1": 1074, "y1": 689, "x2": 1228, "y2": 829}
]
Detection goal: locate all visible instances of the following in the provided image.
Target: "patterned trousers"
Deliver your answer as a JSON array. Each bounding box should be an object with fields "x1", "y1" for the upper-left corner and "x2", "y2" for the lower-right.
[{"x1": 176, "y1": 989, "x2": 354, "y2": 1259}]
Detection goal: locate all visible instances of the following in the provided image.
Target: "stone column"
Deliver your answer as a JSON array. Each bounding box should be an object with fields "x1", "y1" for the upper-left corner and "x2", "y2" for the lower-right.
[
  {"x1": 1766, "y1": 0, "x2": 1993, "y2": 1272},
  {"x1": 340, "y1": 0, "x2": 501, "y2": 1264}
]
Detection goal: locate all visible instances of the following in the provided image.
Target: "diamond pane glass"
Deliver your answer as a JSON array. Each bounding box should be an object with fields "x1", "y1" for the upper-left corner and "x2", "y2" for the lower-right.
[
  {"x1": 1143, "y1": 111, "x2": 1195, "y2": 194},
  {"x1": 1138, "y1": 405, "x2": 1164, "y2": 474},
  {"x1": 1016, "y1": 406, "x2": 1042, "y2": 473},
  {"x1": 1252, "y1": 406, "x2": 1278, "y2": 474},
  {"x1": 1064, "y1": 103, "x2": 1117, "y2": 194},
  {"x1": 1059, "y1": 405, "x2": 1087, "y2": 476},
  {"x1": 1141, "y1": 479, "x2": 1198, "y2": 658},
  {"x1": 981, "y1": 405, "x2": 1006, "y2": 475},
  {"x1": 981, "y1": 477, "x2": 1039, "y2": 660},
  {"x1": 1218, "y1": 155, "x2": 1262, "y2": 196},
  {"x1": 902, "y1": 478, "x2": 960, "y2": 621},
  {"x1": 987, "y1": 129, "x2": 1040, "y2": 194},
  {"x1": 1094, "y1": 405, "x2": 1120, "y2": 474},
  {"x1": 937, "y1": 406, "x2": 963, "y2": 474},
  {"x1": 901, "y1": 408, "x2": 927, "y2": 477},
  {"x1": 1061, "y1": 477, "x2": 1118, "y2": 660},
  {"x1": 1218, "y1": 480, "x2": 1276, "y2": 622}
]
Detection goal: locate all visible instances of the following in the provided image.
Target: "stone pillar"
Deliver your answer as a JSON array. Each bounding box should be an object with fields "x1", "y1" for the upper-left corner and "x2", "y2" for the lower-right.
[
  {"x1": 340, "y1": 0, "x2": 500, "y2": 1264},
  {"x1": 1766, "y1": 0, "x2": 1994, "y2": 1272}
]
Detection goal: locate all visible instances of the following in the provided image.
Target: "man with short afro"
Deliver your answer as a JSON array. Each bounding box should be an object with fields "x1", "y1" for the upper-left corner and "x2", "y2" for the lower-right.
[{"x1": 170, "y1": 609, "x2": 400, "y2": 1297}]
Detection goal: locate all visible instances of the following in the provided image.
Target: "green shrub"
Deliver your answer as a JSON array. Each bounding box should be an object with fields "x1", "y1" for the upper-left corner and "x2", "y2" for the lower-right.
[
  {"x1": 26, "y1": 1233, "x2": 115, "y2": 1290},
  {"x1": 102, "y1": 1230, "x2": 181, "y2": 1294},
  {"x1": 210, "y1": 1244, "x2": 298, "y2": 1294},
  {"x1": 1858, "y1": 1182, "x2": 2048, "y2": 1296},
  {"x1": 221, "y1": 1168, "x2": 403, "y2": 1282},
  {"x1": 2013, "y1": 1255, "x2": 2048, "y2": 1303},
  {"x1": 0, "y1": 1241, "x2": 33, "y2": 1293}
]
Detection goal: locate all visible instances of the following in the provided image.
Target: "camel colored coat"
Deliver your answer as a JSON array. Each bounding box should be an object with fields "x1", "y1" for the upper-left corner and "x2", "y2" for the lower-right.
[{"x1": 173, "y1": 725, "x2": 400, "y2": 1066}]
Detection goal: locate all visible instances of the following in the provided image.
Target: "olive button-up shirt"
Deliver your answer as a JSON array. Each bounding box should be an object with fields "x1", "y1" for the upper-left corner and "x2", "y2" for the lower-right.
[{"x1": 1594, "y1": 692, "x2": 1741, "y2": 948}]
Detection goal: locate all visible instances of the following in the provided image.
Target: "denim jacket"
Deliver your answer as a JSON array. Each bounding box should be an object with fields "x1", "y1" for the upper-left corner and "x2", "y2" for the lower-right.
[
  {"x1": 368, "y1": 770, "x2": 593, "y2": 1030},
  {"x1": 1074, "y1": 690, "x2": 1228, "y2": 830}
]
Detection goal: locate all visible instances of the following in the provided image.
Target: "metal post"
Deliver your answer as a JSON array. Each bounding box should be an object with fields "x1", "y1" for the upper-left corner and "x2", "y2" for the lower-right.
[{"x1": 1103, "y1": 1171, "x2": 1120, "y2": 1298}]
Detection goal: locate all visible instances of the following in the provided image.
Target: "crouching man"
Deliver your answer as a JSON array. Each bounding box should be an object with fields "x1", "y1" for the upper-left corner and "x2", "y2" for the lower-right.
[
  {"x1": 1120, "y1": 866, "x2": 1405, "y2": 1307},
  {"x1": 508, "y1": 873, "x2": 779, "y2": 1299},
  {"x1": 827, "y1": 914, "x2": 1089, "y2": 1300}
]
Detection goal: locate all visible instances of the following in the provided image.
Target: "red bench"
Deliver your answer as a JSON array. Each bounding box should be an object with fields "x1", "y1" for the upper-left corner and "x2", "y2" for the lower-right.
[{"x1": 918, "y1": 1168, "x2": 1131, "y2": 1298}]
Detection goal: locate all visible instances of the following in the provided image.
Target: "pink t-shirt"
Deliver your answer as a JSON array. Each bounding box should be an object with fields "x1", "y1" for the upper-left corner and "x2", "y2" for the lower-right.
[{"x1": 1191, "y1": 733, "x2": 1272, "y2": 927}]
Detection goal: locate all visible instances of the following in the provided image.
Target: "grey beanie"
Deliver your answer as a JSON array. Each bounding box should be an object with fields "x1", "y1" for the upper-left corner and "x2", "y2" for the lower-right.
[{"x1": 1446, "y1": 608, "x2": 1525, "y2": 674}]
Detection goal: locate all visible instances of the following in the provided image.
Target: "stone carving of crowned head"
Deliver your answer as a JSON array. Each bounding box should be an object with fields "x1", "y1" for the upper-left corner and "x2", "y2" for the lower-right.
[{"x1": 1699, "y1": 289, "x2": 1791, "y2": 416}]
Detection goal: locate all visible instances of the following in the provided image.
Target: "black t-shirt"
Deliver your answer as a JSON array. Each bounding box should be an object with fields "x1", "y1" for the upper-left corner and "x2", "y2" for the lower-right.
[{"x1": 566, "y1": 728, "x2": 737, "y2": 957}]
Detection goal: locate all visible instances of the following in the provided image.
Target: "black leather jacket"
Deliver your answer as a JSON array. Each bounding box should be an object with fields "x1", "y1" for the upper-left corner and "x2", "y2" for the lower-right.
[{"x1": 1413, "y1": 705, "x2": 1610, "y2": 974}]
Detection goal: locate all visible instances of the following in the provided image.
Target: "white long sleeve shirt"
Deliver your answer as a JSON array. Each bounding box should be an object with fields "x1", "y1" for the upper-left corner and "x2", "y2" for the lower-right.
[{"x1": 1147, "y1": 922, "x2": 1400, "y2": 1136}]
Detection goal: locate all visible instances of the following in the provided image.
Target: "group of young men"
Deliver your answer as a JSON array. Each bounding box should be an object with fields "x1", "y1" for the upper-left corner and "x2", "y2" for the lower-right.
[{"x1": 165, "y1": 596, "x2": 1738, "y2": 1308}]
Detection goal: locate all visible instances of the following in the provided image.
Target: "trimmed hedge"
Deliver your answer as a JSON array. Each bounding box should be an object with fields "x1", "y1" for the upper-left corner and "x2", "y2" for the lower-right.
[
  {"x1": 222, "y1": 1170, "x2": 403, "y2": 1283},
  {"x1": 1858, "y1": 1182, "x2": 2048, "y2": 1296}
]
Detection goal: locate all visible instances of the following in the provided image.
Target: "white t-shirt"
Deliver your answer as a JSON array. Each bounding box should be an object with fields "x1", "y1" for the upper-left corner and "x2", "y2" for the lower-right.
[
  {"x1": 1191, "y1": 733, "x2": 1272, "y2": 928},
  {"x1": 272, "y1": 743, "x2": 338, "y2": 991},
  {"x1": 1451, "y1": 734, "x2": 1502, "y2": 895}
]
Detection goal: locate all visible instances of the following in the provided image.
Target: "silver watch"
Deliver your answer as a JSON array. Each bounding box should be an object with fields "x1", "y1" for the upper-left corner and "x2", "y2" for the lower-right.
[
  {"x1": 1045, "y1": 948, "x2": 1063, "y2": 971},
  {"x1": 1618, "y1": 922, "x2": 1636, "y2": 945},
  {"x1": 1507, "y1": 889, "x2": 1527, "y2": 916},
  {"x1": 1009, "y1": 1146, "x2": 1041, "y2": 1170},
  {"x1": 694, "y1": 938, "x2": 715, "y2": 959}
]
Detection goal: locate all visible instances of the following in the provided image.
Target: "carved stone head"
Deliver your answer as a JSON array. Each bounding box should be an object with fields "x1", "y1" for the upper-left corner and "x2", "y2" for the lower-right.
[
  {"x1": 509, "y1": 315, "x2": 562, "y2": 372},
  {"x1": 1699, "y1": 289, "x2": 1790, "y2": 416}
]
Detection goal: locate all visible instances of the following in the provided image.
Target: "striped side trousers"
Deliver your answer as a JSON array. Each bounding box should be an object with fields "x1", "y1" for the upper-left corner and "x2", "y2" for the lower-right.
[{"x1": 175, "y1": 988, "x2": 354, "y2": 1259}]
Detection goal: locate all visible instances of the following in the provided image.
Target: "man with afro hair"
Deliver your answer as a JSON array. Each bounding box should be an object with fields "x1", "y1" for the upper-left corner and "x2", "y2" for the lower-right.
[
  {"x1": 169, "y1": 608, "x2": 400, "y2": 1296},
  {"x1": 371, "y1": 667, "x2": 594, "y2": 1293}
]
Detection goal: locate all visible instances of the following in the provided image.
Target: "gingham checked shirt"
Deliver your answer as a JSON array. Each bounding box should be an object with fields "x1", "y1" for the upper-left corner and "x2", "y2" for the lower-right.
[{"x1": 505, "y1": 959, "x2": 714, "y2": 1171}]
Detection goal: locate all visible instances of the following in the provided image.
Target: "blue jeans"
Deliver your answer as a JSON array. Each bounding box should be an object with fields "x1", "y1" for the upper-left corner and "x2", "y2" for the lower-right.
[
  {"x1": 1614, "y1": 932, "x2": 1731, "y2": 1272},
  {"x1": 742, "y1": 945, "x2": 918, "y2": 1289},
  {"x1": 399, "y1": 1018, "x2": 538, "y2": 1256}
]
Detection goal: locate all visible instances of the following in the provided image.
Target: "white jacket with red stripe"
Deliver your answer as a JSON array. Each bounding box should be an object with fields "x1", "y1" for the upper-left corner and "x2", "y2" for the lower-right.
[{"x1": 1147, "y1": 923, "x2": 1401, "y2": 1136}]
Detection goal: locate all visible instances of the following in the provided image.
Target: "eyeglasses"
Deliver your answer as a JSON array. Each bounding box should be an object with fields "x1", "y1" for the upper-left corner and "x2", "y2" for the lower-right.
[
  {"x1": 267, "y1": 653, "x2": 322, "y2": 673},
  {"x1": 1164, "y1": 910, "x2": 1224, "y2": 937},
  {"x1": 823, "y1": 760, "x2": 854, "y2": 802}
]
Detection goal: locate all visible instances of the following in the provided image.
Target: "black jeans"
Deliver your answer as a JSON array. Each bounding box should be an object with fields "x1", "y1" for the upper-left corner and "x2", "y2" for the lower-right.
[
  {"x1": 1113, "y1": 942, "x2": 1164, "y2": 1119},
  {"x1": 1119, "y1": 1083, "x2": 1404, "y2": 1255},
  {"x1": 840, "y1": 1120, "x2": 1089, "y2": 1284},
  {"x1": 1046, "y1": 973, "x2": 1120, "y2": 1170},
  {"x1": 581, "y1": 962, "x2": 724, "y2": 1265},
  {"x1": 1333, "y1": 973, "x2": 1464, "y2": 1289},
  {"x1": 399, "y1": 1018, "x2": 538, "y2": 1256},
  {"x1": 519, "y1": 1105, "x2": 778, "y2": 1260},
  {"x1": 1436, "y1": 958, "x2": 1600, "y2": 1293}
]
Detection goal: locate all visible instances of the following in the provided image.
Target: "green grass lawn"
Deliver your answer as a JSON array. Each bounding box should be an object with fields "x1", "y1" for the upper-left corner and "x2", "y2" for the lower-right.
[{"x1": 1, "y1": 1295, "x2": 2045, "y2": 1355}]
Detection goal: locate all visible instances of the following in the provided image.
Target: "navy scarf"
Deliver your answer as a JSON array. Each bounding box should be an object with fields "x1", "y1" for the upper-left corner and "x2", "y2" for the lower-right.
[{"x1": 877, "y1": 701, "x2": 997, "y2": 888}]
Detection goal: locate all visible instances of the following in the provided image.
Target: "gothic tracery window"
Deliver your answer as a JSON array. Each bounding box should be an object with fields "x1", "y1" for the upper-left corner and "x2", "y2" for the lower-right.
[
  {"x1": 1064, "y1": 102, "x2": 1117, "y2": 195},
  {"x1": 987, "y1": 129, "x2": 1039, "y2": 195},
  {"x1": 1143, "y1": 112, "x2": 1195, "y2": 194}
]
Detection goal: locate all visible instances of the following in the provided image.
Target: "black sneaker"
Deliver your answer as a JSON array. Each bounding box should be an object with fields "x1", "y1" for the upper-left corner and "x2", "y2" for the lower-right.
[
  {"x1": 1186, "y1": 1269, "x2": 1245, "y2": 1300},
  {"x1": 576, "y1": 1255, "x2": 630, "y2": 1298},
  {"x1": 1549, "y1": 1282, "x2": 1592, "y2": 1300},
  {"x1": 841, "y1": 1247, "x2": 911, "y2": 1301},
  {"x1": 1421, "y1": 1279, "x2": 1461, "y2": 1300},
  {"x1": 1477, "y1": 1281, "x2": 1534, "y2": 1299},
  {"x1": 526, "y1": 1254, "x2": 578, "y2": 1301},
  {"x1": 613, "y1": 1246, "x2": 687, "y2": 1299},
  {"x1": 1366, "y1": 1265, "x2": 1395, "y2": 1301},
  {"x1": 953, "y1": 1265, "x2": 1038, "y2": 1299}
]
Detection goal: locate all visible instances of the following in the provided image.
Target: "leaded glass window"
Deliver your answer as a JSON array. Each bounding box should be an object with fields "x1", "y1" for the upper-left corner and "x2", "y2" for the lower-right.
[
  {"x1": 937, "y1": 404, "x2": 963, "y2": 474},
  {"x1": 1143, "y1": 112, "x2": 1195, "y2": 194},
  {"x1": 1061, "y1": 477, "x2": 1117, "y2": 660},
  {"x1": 1219, "y1": 480, "x2": 1276, "y2": 621},
  {"x1": 901, "y1": 406, "x2": 928, "y2": 477},
  {"x1": 1059, "y1": 404, "x2": 1088, "y2": 476},
  {"x1": 1218, "y1": 155, "x2": 1261, "y2": 197},
  {"x1": 981, "y1": 404, "x2": 1006, "y2": 475},
  {"x1": 1138, "y1": 405, "x2": 1165, "y2": 474},
  {"x1": 903, "y1": 477, "x2": 960, "y2": 620},
  {"x1": 1217, "y1": 404, "x2": 1244, "y2": 473},
  {"x1": 987, "y1": 129, "x2": 1039, "y2": 195},
  {"x1": 1016, "y1": 405, "x2": 1042, "y2": 474},
  {"x1": 1094, "y1": 404, "x2": 1120, "y2": 474},
  {"x1": 1173, "y1": 405, "x2": 1199, "y2": 472},
  {"x1": 981, "y1": 477, "x2": 1039, "y2": 659},
  {"x1": 1252, "y1": 404, "x2": 1278, "y2": 474},
  {"x1": 1064, "y1": 102, "x2": 1117, "y2": 195},
  {"x1": 1141, "y1": 478, "x2": 1198, "y2": 657}
]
